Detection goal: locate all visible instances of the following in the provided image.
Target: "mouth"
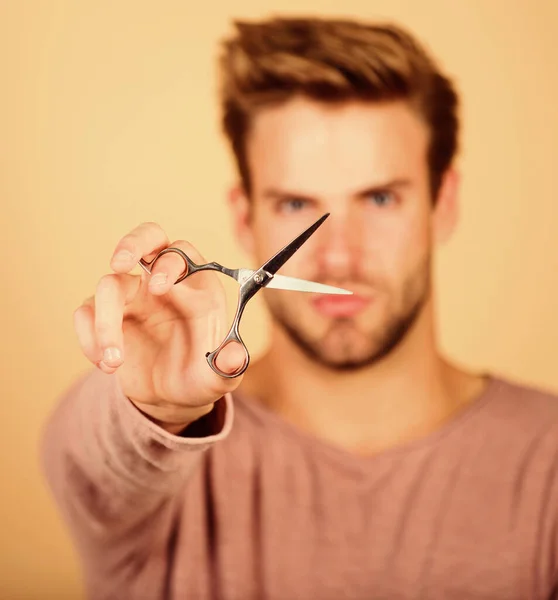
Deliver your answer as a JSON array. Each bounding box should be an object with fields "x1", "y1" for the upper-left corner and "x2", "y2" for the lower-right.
[{"x1": 311, "y1": 293, "x2": 372, "y2": 318}]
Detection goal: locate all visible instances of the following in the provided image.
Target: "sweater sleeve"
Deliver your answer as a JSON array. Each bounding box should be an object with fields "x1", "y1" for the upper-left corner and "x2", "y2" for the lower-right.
[{"x1": 39, "y1": 367, "x2": 233, "y2": 598}]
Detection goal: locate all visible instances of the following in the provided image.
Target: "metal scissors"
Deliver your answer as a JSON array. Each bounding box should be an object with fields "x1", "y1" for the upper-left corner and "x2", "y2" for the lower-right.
[{"x1": 138, "y1": 213, "x2": 351, "y2": 378}]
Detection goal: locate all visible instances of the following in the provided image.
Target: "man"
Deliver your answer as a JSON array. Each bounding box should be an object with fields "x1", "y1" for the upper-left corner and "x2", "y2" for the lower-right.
[{"x1": 41, "y1": 16, "x2": 558, "y2": 600}]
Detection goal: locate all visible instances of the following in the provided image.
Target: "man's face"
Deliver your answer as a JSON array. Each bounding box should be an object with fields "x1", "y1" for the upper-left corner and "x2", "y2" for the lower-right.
[{"x1": 232, "y1": 97, "x2": 456, "y2": 369}]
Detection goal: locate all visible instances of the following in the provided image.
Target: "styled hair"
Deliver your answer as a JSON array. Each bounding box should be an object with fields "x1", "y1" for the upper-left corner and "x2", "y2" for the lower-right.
[{"x1": 218, "y1": 16, "x2": 459, "y2": 200}]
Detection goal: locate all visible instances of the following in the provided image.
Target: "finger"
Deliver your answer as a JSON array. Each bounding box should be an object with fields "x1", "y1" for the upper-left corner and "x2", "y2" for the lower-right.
[
  {"x1": 74, "y1": 304, "x2": 102, "y2": 364},
  {"x1": 110, "y1": 222, "x2": 169, "y2": 273},
  {"x1": 94, "y1": 273, "x2": 140, "y2": 368},
  {"x1": 147, "y1": 240, "x2": 204, "y2": 296},
  {"x1": 214, "y1": 342, "x2": 248, "y2": 375},
  {"x1": 149, "y1": 240, "x2": 225, "y2": 306},
  {"x1": 73, "y1": 304, "x2": 116, "y2": 374}
]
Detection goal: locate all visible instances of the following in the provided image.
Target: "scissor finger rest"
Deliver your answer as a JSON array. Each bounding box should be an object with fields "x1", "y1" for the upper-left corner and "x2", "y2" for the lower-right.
[{"x1": 139, "y1": 248, "x2": 194, "y2": 283}]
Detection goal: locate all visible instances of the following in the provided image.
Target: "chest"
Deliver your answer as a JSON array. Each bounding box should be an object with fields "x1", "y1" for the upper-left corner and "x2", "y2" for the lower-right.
[{"x1": 176, "y1": 441, "x2": 551, "y2": 600}]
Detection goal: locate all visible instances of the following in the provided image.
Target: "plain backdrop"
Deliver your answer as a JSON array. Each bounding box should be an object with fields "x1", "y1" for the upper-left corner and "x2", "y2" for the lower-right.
[{"x1": 1, "y1": 1, "x2": 557, "y2": 597}]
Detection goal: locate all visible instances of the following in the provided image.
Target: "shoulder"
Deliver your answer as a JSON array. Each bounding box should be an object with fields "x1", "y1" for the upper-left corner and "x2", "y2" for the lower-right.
[
  {"x1": 482, "y1": 373, "x2": 558, "y2": 438},
  {"x1": 487, "y1": 374, "x2": 558, "y2": 412}
]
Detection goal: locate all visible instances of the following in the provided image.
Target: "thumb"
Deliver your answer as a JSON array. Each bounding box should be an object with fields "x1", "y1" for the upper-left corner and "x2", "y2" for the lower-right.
[{"x1": 214, "y1": 341, "x2": 248, "y2": 376}]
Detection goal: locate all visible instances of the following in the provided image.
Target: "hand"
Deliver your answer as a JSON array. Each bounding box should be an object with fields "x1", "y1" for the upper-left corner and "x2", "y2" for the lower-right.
[{"x1": 73, "y1": 222, "x2": 246, "y2": 433}]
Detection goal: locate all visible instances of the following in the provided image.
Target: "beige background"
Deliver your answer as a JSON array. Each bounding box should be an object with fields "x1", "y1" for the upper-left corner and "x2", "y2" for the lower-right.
[{"x1": 1, "y1": 0, "x2": 557, "y2": 597}]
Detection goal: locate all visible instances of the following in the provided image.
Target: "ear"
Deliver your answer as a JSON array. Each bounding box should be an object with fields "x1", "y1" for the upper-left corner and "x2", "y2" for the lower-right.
[
  {"x1": 227, "y1": 184, "x2": 255, "y2": 256},
  {"x1": 433, "y1": 167, "x2": 460, "y2": 244}
]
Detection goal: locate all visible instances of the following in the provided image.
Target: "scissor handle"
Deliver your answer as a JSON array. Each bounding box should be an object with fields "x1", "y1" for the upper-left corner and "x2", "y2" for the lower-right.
[
  {"x1": 138, "y1": 248, "x2": 229, "y2": 283},
  {"x1": 205, "y1": 271, "x2": 270, "y2": 378},
  {"x1": 138, "y1": 247, "x2": 196, "y2": 283},
  {"x1": 205, "y1": 314, "x2": 250, "y2": 379},
  {"x1": 138, "y1": 247, "x2": 270, "y2": 379}
]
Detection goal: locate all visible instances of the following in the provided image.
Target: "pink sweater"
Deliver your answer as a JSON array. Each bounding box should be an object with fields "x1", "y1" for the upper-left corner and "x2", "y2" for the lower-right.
[{"x1": 41, "y1": 369, "x2": 558, "y2": 599}]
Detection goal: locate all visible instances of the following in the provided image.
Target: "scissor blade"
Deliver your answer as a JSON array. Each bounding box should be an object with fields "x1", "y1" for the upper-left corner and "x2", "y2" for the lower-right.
[
  {"x1": 260, "y1": 214, "x2": 329, "y2": 276},
  {"x1": 266, "y1": 274, "x2": 352, "y2": 295},
  {"x1": 235, "y1": 269, "x2": 352, "y2": 295}
]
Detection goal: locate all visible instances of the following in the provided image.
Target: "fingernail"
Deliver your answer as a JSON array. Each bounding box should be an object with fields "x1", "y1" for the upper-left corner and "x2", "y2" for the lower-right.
[
  {"x1": 103, "y1": 347, "x2": 122, "y2": 364},
  {"x1": 112, "y1": 250, "x2": 135, "y2": 264},
  {"x1": 149, "y1": 273, "x2": 168, "y2": 287}
]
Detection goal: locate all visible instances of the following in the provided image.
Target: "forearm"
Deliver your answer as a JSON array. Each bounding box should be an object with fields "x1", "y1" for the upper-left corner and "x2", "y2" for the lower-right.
[{"x1": 40, "y1": 368, "x2": 233, "y2": 544}]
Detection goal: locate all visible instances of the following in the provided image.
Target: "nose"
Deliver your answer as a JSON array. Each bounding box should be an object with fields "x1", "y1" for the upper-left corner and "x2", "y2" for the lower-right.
[{"x1": 315, "y1": 212, "x2": 358, "y2": 279}]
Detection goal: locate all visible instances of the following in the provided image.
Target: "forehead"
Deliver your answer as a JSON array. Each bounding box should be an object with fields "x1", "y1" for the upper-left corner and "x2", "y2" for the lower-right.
[{"x1": 247, "y1": 97, "x2": 429, "y2": 196}]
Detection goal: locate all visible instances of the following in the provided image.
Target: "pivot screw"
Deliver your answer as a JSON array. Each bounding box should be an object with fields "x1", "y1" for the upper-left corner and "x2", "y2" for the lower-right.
[{"x1": 253, "y1": 273, "x2": 263, "y2": 284}]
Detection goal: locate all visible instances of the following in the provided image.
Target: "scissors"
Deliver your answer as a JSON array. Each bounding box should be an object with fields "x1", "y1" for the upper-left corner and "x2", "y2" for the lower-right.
[{"x1": 138, "y1": 213, "x2": 351, "y2": 378}]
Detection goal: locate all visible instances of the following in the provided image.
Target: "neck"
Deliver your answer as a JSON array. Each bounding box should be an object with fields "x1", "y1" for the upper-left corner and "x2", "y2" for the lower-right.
[{"x1": 241, "y1": 303, "x2": 485, "y2": 455}]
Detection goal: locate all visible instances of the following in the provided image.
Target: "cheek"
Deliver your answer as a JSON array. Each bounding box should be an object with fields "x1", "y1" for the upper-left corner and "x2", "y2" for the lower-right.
[{"x1": 361, "y1": 209, "x2": 431, "y2": 278}]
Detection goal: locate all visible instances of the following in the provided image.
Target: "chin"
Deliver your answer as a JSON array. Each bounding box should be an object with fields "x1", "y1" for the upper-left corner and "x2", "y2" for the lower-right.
[
  {"x1": 279, "y1": 312, "x2": 386, "y2": 358},
  {"x1": 272, "y1": 295, "x2": 421, "y2": 369}
]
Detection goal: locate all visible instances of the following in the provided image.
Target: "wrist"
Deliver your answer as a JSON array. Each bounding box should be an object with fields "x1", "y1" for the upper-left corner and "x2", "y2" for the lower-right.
[{"x1": 128, "y1": 399, "x2": 216, "y2": 435}]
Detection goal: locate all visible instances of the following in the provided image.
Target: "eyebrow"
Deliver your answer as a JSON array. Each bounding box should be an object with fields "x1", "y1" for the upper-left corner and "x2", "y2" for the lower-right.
[
  {"x1": 353, "y1": 178, "x2": 412, "y2": 199},
  {"x1": 262, "y1": 178, "x2": 412, "y2": 202}
]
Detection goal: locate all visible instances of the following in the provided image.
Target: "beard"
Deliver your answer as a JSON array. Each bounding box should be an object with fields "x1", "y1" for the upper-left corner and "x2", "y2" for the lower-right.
[{"x1": 264, "y1": 254, "x2": 431, "y2": 371}]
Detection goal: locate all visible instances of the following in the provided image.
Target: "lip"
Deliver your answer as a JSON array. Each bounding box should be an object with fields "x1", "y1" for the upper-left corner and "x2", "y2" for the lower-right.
[{"x1": 311, "y1": 294, "x2": 372, "y2": 317}]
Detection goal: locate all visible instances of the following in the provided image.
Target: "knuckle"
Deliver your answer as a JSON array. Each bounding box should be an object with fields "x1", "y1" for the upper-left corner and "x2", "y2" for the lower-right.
[
  {"x1": 172, "y1": 239, "x2": 193, "y2": 249},
  {"x1": 114, "y1": 234, "x2": 136, "y2": 254},
  {"x1": 140, "y1": 221, "x2": 163, "y2": 232},
  {"x1": 74, "y1": 304, "x2": 87, "y2": 318},
  {"x1": 140, "y1": 221, "x2": 168, "y2": 244},
  {"x1": 172, "y1": 240, "x2": 204, "y2": 260},
  {"x1": 96, "y1": 273, "x2": 119, "y2": 293},
  {"x1": 162, "y1": 245, "x2": 187, "y2": 260},
  {"x1": 81, "y1": 296, "x2": 94, "y2": 308}
]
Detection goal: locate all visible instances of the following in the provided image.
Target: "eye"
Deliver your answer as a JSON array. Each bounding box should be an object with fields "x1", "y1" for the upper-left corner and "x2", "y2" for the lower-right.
[
  {"x1": 278, "y1": 197, "x2": 310, "y2": 213},
  {"x1": 366, "y1": 190, "x2": 395, "y2": 207}
]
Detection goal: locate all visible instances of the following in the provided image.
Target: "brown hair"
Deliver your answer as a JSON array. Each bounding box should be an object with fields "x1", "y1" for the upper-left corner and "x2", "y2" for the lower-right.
[{"x1": 218, "y1": 16, "x2": 459, "y2": 200}]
